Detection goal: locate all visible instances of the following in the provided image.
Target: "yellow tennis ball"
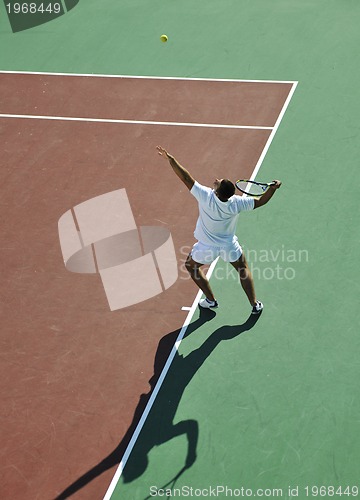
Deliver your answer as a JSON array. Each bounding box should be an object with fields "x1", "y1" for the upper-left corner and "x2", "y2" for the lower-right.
[{"x1": 160, "y1": 34, "x2": 168, "y2": 43}]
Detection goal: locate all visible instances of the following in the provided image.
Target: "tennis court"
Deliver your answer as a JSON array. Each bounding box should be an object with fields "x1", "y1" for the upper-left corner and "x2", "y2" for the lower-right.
[{"x1": 1, "y1": 1, "x2": 360, "y2": 499}]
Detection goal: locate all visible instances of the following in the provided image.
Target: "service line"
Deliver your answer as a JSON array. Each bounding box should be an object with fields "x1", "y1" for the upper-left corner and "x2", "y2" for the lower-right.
[{"x1": 0, "y1": 113, "x2": 273, "y2": 130}]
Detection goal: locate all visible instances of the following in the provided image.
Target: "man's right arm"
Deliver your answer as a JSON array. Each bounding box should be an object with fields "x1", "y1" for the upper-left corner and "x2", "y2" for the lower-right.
[
  {"x1": 156, "y1": 146, "x2": 195, "y2": 190},
  {"x1": 253, "y1": 180, "x2": 282, "y2": 208}
]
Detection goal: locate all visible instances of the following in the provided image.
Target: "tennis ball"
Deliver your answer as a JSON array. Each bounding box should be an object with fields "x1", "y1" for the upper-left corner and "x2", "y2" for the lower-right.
[{"x1": 160, "y1": 34, "x2": 168, "y2": 43}]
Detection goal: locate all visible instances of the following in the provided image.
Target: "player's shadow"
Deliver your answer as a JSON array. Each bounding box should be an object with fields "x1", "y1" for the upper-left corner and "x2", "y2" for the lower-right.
[{"x1": 55, "y1": 308, "x2": 261, "y2": 499}]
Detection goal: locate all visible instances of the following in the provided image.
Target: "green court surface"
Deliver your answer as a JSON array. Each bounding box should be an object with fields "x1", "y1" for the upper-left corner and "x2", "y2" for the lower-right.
[{"x1": 1, "y1": 1, "x2": 360, "y2": 499}]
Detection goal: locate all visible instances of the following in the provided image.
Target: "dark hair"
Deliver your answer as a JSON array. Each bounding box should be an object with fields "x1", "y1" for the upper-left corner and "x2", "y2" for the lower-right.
[{"x1": 217, "y1": 179, "x2": 235, "y2": 200}]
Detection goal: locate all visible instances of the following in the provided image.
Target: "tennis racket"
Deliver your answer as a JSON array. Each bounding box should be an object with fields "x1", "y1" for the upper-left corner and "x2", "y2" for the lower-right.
[{"x1": 235, "y1": 179, "x2": 276, "y2": 196}]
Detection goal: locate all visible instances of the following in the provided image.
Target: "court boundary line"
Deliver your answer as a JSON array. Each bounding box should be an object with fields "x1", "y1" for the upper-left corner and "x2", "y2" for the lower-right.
[
  {"x1": 0, "y1": 69, "x2": 297, "y2": 85},
  {"x1": 103, "y1": 79, "x2": 298, "y2": 500},
  {"x1": 0, "y1": 71, "x2": 295, "y2": 130},
  {"x1": 250, "y1": 80, "x2": 298, "y2": 180},
  {"x1": 103, "y1": 259, "x2": 219, "y2": 500},
  {"x1": 0, "y1": 113, "x2": 273, "y2": 130}
]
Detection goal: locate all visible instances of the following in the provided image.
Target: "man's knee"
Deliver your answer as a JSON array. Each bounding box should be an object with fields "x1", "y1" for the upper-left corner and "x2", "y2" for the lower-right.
[
  {"x1": 185, "y1": 256, "x2": 201, "y2": 276},
  {"x1": 231, "y1": 253, "x2": 246, "y2": 270},
  {"x1": 185, "y1": 256, "x2": 195, "y2": 272},
  {"x1": 185, "y1": 257, "x2": 193, "y2": 272},
  {"x1": 231, "y1": 254, "x2": 251, "y2": 278}
]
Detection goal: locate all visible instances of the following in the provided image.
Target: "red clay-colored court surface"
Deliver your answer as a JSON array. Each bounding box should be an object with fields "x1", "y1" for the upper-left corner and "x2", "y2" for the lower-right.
[{"x1": 0, "y1": 72, "x2": 296, "y2": 499}]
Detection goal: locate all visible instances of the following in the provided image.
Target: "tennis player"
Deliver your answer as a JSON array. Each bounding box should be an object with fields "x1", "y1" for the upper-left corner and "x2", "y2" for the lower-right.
[{"x1": 157, "y1": 146, "x2": 281, "y2": 314}]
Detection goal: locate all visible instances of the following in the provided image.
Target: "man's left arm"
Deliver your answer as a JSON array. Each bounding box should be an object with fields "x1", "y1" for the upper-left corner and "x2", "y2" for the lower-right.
[
  {"x1": 253, "y1": 180, "x2": 282, "y2": 208},
  {"x1": 157, "y1": 146, "x2": 195, "y2": 190}
]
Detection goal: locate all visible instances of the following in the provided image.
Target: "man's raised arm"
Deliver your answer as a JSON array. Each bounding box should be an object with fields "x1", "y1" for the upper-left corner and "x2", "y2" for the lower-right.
[
  {"x1": 253, "y1": 180, "x2": 282, "y2": 208},
  {"x1": 157, "y1": 146, "x2": 195, "y2": 190}
]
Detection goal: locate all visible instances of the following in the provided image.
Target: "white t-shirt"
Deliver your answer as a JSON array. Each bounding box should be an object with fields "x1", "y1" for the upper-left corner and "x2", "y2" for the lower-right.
[{"x1": 190, "y1": 181, "x2": 254, "y2": 246}]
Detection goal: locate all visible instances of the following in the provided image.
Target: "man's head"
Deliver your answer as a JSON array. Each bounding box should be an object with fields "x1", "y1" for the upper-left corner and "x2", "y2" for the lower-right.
[{"x1": 214, "y1": 178, "x2": 236, "y2": 201}]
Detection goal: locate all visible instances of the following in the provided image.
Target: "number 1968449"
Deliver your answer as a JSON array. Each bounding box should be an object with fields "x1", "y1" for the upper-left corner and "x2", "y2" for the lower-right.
[
  {"x1": 6, "y1": 3, "x2": 62, "y2": 14},
  {"x1": 304, "y1": 485, "x2": 359, "y2": 497}
]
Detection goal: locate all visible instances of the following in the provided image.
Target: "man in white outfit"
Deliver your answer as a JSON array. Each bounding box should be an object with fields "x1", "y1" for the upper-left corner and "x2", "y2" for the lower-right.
[{"x1": 157, "y1": 146, "x2": 281, "y2": 315}]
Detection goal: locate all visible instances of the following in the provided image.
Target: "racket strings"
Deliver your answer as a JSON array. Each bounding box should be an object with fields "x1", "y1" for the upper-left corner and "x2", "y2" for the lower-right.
[{"x1": 236, "y1": 180, "x2": 268, "y2": 196}]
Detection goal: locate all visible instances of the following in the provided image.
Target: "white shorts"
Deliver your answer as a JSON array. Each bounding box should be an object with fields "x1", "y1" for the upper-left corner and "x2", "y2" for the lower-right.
[{"x1": 190, "y1": 239, "x2": 243, "y2": 264}]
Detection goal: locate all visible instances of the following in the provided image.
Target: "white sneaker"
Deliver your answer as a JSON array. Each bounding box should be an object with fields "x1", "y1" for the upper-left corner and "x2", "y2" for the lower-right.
[
  {"x1": 199, "y1": 298, "x2": 219, "y2": 309},
  {"x1": 251, "y1": 300, "x2": 263, "y2": 314}
]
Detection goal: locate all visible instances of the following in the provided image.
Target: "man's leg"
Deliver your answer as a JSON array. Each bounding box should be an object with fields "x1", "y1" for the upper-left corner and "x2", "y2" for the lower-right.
[
  {"x1": 230, "y1": 253, "x2": 257, "y2": 306},
  {"x1": 185, "y1": 254, "x2": 216, "y2": 302}
]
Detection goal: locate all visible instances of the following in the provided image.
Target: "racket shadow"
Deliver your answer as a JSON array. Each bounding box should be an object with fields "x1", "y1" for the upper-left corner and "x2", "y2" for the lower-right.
[{"x1": 55, "y1": 309, "x2": 261, "y2": 499}]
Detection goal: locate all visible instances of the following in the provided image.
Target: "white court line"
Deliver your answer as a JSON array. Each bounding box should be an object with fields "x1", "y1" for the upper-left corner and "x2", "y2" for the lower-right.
[
  {"x1": 103, "y1": 80, "x2": 298, "y2": 500},
  {"x1": 103, "y1": 258, "x2": 219, "y2": 500},
  {"x1": 249, "y1": 80, "x2": 298, "y2": 181},
  {"x1": 0, "y1": 69, "x2": 297, "y2": 85},
  {"x1": 0, "y1": 113, "x2": 273, "y2": 130},
  {"x1": 0, "y1": 71, "x2": 294, "y2": 129}
]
